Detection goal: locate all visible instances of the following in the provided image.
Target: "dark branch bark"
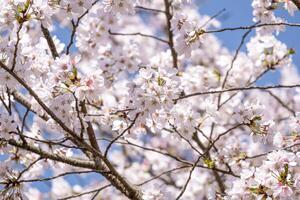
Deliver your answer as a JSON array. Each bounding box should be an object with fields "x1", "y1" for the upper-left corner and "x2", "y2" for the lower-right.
[
  {"x1": 291, "y1": 0, "x2": 300, "y2": 9},
  {"x1": 41, "y1": 24, "x2": 59, "y2": 59},
  {"x1": 177, "y1": 84, "x2": 300, "y2": 100},
  {"x1": 6, "y1": 138, "x2": 95, "y2": 169},
  {"x1": 12, "y1": 91, "x2": 49, "y2": 121},
  {"x1": 164, "y1": 0, "x2": 178, "y2": 69}
]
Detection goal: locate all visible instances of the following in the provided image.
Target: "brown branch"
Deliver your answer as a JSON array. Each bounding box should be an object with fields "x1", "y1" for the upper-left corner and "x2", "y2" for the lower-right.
[
  {"x1": 205, "y1": 22, "x2": 300, "y2": 34},
  {"x1": 137, "y1": 165, "x2": 190, "y2": 186},
  {"x1": 66, "y1": 0, "x2": 99, "y2": 54},
  {"x1": 291, "y1": 0, "x2": 300, "y2": 9},
  {"x1": 0, "y1": 61, "x2": 143, "y2": 200},
  {"x1": 177, "y1": 84, "x2": 300, "y2": 100},
  {"x1": 5, "y1": 138, "x2": 96, "y2": 169},
  {"x1": 108, "y1": 30, "x2": 169, "y2": 44},
  {"x1": 20, "y1": 170, "x2": 103, "y2": 183},
  {"x1": 104, "y1": 113, "x2": 140, "y2": 157},
  {"x1": 169, "y1": 125, "x2": 203, "y2": 157},
  {"x1": 12, "y1": 91, "x2": 49, "y2": 121},
  {"x1": 0, "y1": 61, "x2": 94, "y2": 154},
  {"x1": 164, "y1": 0, "x2": 178, "y2": 69},
  {"x1": 266, "y1": 90, "x2": 296, "y2": 116},
  {"x1": 11, "y1": 23, "x2": 23, "y2": 71},
  {"x1": 217, "y1": 25, "x2": 255, "y2": 109},
  {"x1": 175, "y1": 157, "x2": 201, "y2": 200},
  {"x1": 41, "y1": 23, "x2": 59, "y2": 59},
  {"x1": 135, "y1": 6, "x2": 165, "y2": 13},
  {"x1": 58, "y1": 184, "x2": 111, "y2": 200}
]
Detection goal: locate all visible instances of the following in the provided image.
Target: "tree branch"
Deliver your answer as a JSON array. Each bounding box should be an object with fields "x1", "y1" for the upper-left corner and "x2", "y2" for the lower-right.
[
  {"x1": 164, "y1": 0, "x2": 178, "y2": 69},
  {"x1": 5, "y1": 138, "x2": 96, "y2": 169},
  {"x1": 177, "y1": 84, "x2": 300, "y2": 100},
  {"x1": 41, "y1": 24, "x2": 59, "y2": 59},
  {"x1": 108, "y1": 30, "x2": 169, "y2": 44},
  {"x1": 291, "y1": 0, "x2": 300, "y2": 9}
]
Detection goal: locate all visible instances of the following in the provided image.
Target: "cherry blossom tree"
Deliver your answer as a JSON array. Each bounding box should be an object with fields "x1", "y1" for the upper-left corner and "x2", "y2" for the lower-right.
[{"x1": 1, "y1": 0, "x2": 300, "y2": 199}]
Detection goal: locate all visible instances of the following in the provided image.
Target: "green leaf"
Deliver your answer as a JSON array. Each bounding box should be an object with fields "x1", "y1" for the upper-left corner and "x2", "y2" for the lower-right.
[
  {"x1": 204, "y1": 158, "x2": 215, "y2": 169},
  {"x1": 157, "y1": 76, "x2": 166, "y2": 86},
  {"x1": 288, "y1": 48, "x2": 296, "y2": 55}
]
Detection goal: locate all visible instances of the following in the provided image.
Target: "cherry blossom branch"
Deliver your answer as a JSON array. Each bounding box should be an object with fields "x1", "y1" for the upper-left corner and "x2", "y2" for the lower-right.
[
  {"x1": 175, "y1": 156, "x2": 201, "y2": 200},
  {"x1": 79, "y1": 100, "x2": 105, "y2": 174},
  {"x1": 0, "y1": 61, "x2": 143, "y2": 200},
  {"x1": 121, "y1": 139, "x2": 192, "y2": 165},
  {"x1": 218, "y1": 48, "x2": 289, "y2": 108},
  {"x1": 104, "y1": 113, "x2": 140, "y2": 157},
  {"x1": 73, "y1": 94, "x2": 85, "y2": 137},
  {"x1": 5, "y1": 138, "x2": 96, "y2": 169},
  {"x1": 11, "y1": 131, "x2": 82, "y2": 150},
  {"x1": 291, "y1": 0, "x2": 300, "y2": 9},
  {"x1": 266, "y1": 90, "x2": 296, "y2": 116},
  {"x1": 243, "y1": 142, "x2": 300, "y2": 160},
  {"x1": 108, "y1": 30, "x2": 169, "y2": 44},
  {"x1": 199, "y1": 8, "x2": 226, "y2": 29},
  {"x1": 205, "y1": 22, "x2": 300, "y2": 34},
  {"x1": 11, "y1": 23, "x2": 23, "y2": 71},
  {"x1": 12, "y1": 91, "x2": 49, "y2": 121},
  {"x1": 164, "y1": 0, "x2": 178, "y2": 69},
  {"x1": 192, "y1": 126, "x2": 241, "y2": 193},
  {"x1": 66, "y1": 0, "x2": 100, "y2": 54},
  {"x1": 0, "y1": 61, "x2": 95, "y2": 155},
  {"x1": 137, "y1": 165, "x2": 190, "y2": 186},
  {"x1": 169, "y1": 125, "x2": 203, "y2": 157},
  {"x1": 16, "y1": 157, "x2": 42, "y2": 181},
  {"x1": 135, "y1": 6, "x2": 165, "y2": 13},
  {"x1": 206, "y1": 124, "x2": 244, "y2": 152},
  {"x1": 20, "y1": 170, "x2": 103, "y2": 183},
  {"x1": 177, "y1": 84, "x2": 300, "y2": 100},
  {"x1": 217, "y1": 26, "x2": 254, "y2": 109},
  {"x1": 218, "y1": 68, "x2": 271, "y2": 108},
  {"x1": 41, "y1": 24, "x2": 59, "y2": 59},
  {"x1": 0, "y1": 91, "x2": 11, "y2": 114},
  {"x1": 58, "y1": 184, "x2": 111, "y2": 200}
]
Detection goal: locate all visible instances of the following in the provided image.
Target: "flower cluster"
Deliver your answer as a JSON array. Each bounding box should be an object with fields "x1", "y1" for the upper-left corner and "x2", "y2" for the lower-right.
[
  {"x1": 0, "y1": 0, "x2": 299, "y2": 199},
  {"x1": 227, "y1": 150, "x2": 300, "y2": 199}
]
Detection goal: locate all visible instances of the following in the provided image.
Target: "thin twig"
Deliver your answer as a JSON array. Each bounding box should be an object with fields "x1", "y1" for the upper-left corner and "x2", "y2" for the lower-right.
[
  {"x1": 204, "y1": 22, "x2": 300, "y2": 34},
  {"x1": 66, "y1": 0, "x2": 100, "y2": 54},
  {"x1": 177, "y1": 84, "x2": 300, "y2": 100},
  {"x1": 176, "y1": 157, "x2": 201, "y2": 200},
  {"x1": 108, "y1": 30, "x2": 169, "y2": 44},
  {"x1": 217, "y1": 25, "x2": 255, "y2": 109},
  {"x1": 58, "y1": 184, "x2": 111, "y2": 200},
  {"x1": 11, "y1": 23, "x2": 23, "y2": 71},
  {"x1": 135, "y1": 6, "x2": 165, "y2": 13},
  {"x1": 104, "y1": 113, "x2": 140, "y2": 157}
]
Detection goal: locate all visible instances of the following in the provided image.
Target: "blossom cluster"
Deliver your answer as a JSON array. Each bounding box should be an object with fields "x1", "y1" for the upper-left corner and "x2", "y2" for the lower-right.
[{"x1": 0, "y1": 0, "x2": 299, "y2": 199}]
